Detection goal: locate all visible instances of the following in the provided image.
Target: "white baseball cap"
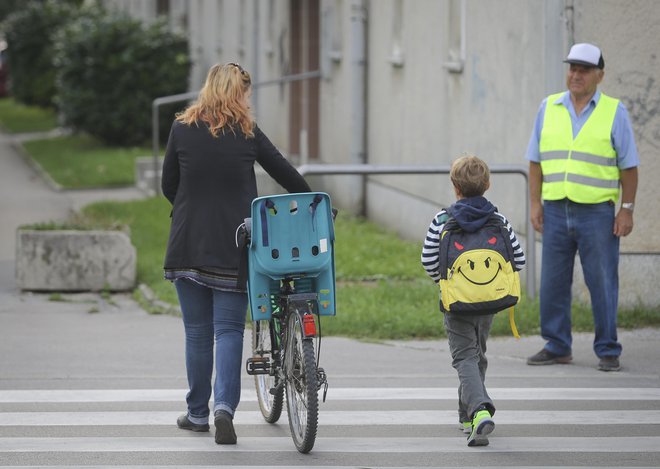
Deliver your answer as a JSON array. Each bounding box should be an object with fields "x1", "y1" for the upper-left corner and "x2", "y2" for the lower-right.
[{"x1": 564, "y1": 43, "x2": 604, "y2": 69}]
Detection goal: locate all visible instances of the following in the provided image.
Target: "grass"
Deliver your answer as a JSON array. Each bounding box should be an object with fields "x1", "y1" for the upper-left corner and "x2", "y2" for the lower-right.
[
  {"x1": 1, "y1": 99, "x2": 151, "y2": 189},
  {"x1": 23, "y1": 134, "x2": 151, "y2": 189},
  {"x1": 79, "y1": 196, "x2": 660, "y2": 340},
  {"x1": 0, "y1": 98, "x2": 58, "y2": 133},
  {"x1": 19, "y1": 215, "x2": 126, "y2": 231}
]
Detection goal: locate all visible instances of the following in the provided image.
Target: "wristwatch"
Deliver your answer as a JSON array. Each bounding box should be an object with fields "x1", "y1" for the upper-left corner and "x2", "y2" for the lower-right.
[{"x1": 621, "y1": 202, "x2": 635, "y2": 212}]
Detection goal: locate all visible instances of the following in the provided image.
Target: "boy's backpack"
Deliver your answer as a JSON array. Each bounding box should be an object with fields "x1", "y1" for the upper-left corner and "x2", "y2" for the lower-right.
[{"x1": 438, "y1": 213, "x2": 521, "y2": 316}]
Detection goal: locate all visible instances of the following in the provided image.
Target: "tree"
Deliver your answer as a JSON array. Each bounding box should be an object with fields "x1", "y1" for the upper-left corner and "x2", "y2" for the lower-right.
[{"x1": 54, "y1": 10, "x2": 190, "y2": 145}]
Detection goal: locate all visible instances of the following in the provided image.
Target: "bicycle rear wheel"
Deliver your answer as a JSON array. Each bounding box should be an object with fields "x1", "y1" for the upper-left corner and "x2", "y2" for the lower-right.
[
  {"x1": 252, "y1": 319, "x2": 284, "y2": 423},
  {"x1": 285, "y1": 311, "x2": 319, "y2": 453}
]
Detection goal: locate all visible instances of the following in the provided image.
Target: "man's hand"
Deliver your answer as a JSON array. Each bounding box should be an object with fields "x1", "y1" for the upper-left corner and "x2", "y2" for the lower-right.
[
  {"x1": 531, "y1": 201, "x2": 544, "y2": 233},
  {"x1": 613, "y1": 208, "x2": 633, "y2": 237}
]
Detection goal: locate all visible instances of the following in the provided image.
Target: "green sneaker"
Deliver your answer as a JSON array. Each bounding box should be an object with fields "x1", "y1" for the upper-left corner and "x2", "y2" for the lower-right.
[
  {"x1": 460, "y1": 421, "x2": 471, "y2": 434},
  {"x1": 467, "y1": 410, "x2": 494, "y2": 447}
]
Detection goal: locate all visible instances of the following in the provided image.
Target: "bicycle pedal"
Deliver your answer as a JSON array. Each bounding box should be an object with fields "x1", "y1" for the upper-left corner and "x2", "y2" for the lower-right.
[{"x1": 246, "y1": 357, "x2": 270, "y2": 375}]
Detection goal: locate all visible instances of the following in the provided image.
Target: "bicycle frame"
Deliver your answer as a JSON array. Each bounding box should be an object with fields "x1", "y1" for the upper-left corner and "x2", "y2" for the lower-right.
[{"x1": 252, "y1": 281, "x2": 325, "y2": 387}]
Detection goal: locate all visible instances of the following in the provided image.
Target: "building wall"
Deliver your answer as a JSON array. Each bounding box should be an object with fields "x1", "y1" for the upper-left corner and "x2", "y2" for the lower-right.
[
  {"x1": 570, "y1": 0, "x2": 660, "y2": 253},
  {"x1": 364, "y1": 0, "x2": 552, "y2": 240},
  {"x1": 103, "y1": 0, "x2": 660, "y2": 306}
]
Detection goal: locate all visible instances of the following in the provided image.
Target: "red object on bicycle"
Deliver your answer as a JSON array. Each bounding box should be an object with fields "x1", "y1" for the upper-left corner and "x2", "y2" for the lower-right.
[{"x1": 303, "y1": 314, "x2": 316, "y2": 337}]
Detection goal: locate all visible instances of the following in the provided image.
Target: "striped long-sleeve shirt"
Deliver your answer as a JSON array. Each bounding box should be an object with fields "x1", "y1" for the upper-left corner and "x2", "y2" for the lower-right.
[{"x1": 421, "y1": 208, "x2": 526, "y2": 283}]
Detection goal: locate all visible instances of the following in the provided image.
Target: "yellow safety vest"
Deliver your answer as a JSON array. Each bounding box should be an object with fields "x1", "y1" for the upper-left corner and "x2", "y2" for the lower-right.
[{"x1": 539, "y1": 92, "x2": 620, "y2": 203}]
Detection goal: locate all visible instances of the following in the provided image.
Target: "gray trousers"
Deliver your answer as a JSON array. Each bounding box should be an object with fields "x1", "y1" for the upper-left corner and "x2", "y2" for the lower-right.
[{"x1": 444, "y1": 312, "x2": 495, "y2": 422}]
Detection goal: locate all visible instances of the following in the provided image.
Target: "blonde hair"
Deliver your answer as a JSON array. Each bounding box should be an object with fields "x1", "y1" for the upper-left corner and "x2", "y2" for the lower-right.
[
  {"x1": 450, "y1": 154, "x2": 490, "y2": 197},
  {"x1": 176, "y1": 63, "x2": 254, "y2": 137}
]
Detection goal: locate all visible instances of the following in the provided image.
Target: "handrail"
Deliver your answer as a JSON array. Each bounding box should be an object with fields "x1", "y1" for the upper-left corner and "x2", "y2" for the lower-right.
[
  {"x1": 151, "y1": 71, "x2": 322, "y2": 196},
  {"x1": 297, "y1": 163, "x2": 536, "y2": 300}
]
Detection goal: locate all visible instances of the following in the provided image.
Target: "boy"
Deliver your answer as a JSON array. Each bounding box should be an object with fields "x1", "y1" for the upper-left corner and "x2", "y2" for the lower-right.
[{"x1": 421, "y1": 155, "x2": 525, "y2": 446}]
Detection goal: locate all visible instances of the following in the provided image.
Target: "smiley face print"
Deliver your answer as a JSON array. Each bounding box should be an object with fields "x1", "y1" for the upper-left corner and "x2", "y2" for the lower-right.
[{"x1": 453, "y1": 237, "x2": 506, "y2": 286}]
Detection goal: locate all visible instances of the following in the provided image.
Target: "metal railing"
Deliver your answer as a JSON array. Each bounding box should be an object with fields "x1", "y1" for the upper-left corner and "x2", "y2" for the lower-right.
[
  {"x1": 151, "y1": 70, "x2": 322, "y2": 195},
  {"x1": 151, "y1": 78, "x2": 537, "y2": 299},
  {"x1": 297, "y1": 163, "x2": 536, "y2": 300}
]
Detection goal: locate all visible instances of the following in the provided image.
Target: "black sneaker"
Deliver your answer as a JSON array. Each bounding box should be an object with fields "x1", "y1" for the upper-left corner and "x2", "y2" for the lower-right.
[
  {"x1": 527, "y1": 348, "x2": 572, "y2": 365},
  {"x1": 176, "y1": 414, "x2": 209, "y2": 432},
  {"x1": 214, "y1": 410, "x2": 237, "y2": 444},
  {"x1": 598, "y1": 356, "x2": 621, "y2": 372}
]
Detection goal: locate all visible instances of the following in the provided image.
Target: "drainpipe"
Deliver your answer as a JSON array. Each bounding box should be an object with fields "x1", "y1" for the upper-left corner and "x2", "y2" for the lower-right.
[
  {"x1": 564, "y1": 0, "x2": 575, "y2": 47},
  {"x1": 349, "y1": 0, "x2": 367, "y2": 215}
]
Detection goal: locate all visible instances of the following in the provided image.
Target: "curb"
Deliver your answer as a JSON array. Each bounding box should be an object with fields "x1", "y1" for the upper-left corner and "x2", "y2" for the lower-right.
[
  {"x1": 136, "y1": 283, "x2": 181, "y2": 316},
  {"x1": 10, "y1": 138, "x2": 64, "y2": 193}
]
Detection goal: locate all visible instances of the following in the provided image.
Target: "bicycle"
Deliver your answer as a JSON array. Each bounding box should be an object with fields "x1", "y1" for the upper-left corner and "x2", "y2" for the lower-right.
[{"x1": 239, "y1": 192, "x2": 336, "y2": 453}]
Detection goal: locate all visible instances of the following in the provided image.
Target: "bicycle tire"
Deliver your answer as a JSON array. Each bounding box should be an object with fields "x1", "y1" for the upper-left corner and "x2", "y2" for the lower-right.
[
  {"x1": 252, "y1": 319, "x2": 284, "y2": 423},
  {"x1": 285, "y1": 311, "x2": 319, "y2": 453}
]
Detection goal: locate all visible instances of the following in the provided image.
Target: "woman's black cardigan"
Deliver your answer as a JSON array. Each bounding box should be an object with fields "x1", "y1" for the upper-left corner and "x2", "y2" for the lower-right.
[{"x1": 162, "y1": 120, "x2": 311, "y2": 274}]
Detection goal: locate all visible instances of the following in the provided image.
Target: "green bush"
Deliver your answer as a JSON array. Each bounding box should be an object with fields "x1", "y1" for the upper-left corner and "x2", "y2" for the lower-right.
[
  {"x1": 53, "y1": 10, "x2": 190, "y2": 146},
  {"x1": 2, "y1": 0, "x2": 80, "y2": 107},
  {"x1": 0, "y1": 0, "x2": 25, "y2": 23}
]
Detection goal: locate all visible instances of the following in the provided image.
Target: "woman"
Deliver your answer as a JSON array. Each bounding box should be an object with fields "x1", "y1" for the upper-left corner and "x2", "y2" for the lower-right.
[{"x1": 162, "y1": 63, "x2": 311, "y2": 444}]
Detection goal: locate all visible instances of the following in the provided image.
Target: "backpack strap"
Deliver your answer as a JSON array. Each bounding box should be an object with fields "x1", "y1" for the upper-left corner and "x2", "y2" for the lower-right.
[
  {"x1": 486, "y1": 214, "x2": 516, "y2": 262},
  {"x1": 438, "y1": 213, "x2": 457, "y2": 280}
]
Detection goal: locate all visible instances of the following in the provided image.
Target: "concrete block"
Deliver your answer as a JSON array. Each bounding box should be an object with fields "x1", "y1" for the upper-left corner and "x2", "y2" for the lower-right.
[
  {"x1": 16, "y1": 229, "x2": 137, "y2": 292},
  {"x1": 135, "y1": 156, "x2": 162, "y2": 195}
]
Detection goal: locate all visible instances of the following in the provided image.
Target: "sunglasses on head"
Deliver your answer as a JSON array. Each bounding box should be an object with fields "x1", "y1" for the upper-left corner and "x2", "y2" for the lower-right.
[
  {"x1": 228, "y1": 62, "x2": 249, "y2": 79},
  {"x1": 227, "y1": 62, "x2": 251, "y2": 84}
]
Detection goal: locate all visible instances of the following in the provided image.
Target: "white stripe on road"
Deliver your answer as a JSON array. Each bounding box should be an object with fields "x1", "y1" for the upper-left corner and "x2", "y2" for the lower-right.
[
  {"x1": 4, "y1": 467, "x2": 659, "y2": 469},
  {"x1": 1, "y1": 387, "x2": 659, "y2": 403},
  {"x1": 1, "y1": 436, "x2": 659, "y2": 453},
  {"x1": 2, "y1": 467, "x2": 658, "y2": 469},
  {"x1": 1, "y1": 410, "x2": 658, "y2": 426}
]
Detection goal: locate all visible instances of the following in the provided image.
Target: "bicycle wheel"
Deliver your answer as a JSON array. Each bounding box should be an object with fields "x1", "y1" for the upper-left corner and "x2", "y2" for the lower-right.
[
  {"x1": 252, "y1": 319, "x2": 284, "y2": 423},
  {"x1": 285, "y1": 311, "x2": 319, "y2": 453}
]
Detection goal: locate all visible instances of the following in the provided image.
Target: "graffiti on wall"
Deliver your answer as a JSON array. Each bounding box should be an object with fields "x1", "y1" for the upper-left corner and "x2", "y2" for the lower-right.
[{"x1": 617, "y1": 73, "x2": 660, "y2": 152}]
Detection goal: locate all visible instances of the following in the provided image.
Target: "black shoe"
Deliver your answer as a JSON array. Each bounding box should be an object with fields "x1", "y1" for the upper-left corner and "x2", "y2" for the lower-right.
[
  {"x1": 598, "y1": 356, "x2": 621, "y2": 372},
  {"x1": 527, "y1": 348, "x2": 572, "y2": 365},
  {"x1": 214, "y1": 410, "x2": 237, "y2": 445},
  {"x1": 177, "y1": 414, "x2": 209, "y2": 432}
]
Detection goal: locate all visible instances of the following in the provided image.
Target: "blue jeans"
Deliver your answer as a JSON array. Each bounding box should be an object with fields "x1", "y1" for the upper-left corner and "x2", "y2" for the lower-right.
[
  {"x1": 540, "y1": 199, "x2": 621, "y2": 358},
  {"x1": 444, "y1": 313, "x2": 495, "y2": 422},
  {"x1": 175, "y1": 278, "x2": 248, "y2": 425}
]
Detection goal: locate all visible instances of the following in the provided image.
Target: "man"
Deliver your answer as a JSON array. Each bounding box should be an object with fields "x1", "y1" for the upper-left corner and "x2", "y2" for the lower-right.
[{"x1": 525, "y1": 43, "x2": 639, "y2": 372}]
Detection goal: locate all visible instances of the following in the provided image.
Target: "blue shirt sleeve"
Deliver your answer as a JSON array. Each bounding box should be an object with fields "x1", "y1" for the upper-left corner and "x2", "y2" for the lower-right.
[
  {"x1": 525, "y1": 99, "x2": 547, "y2": 163},
  {"x1": 612, "y1": 102, "x2": 640, "y2": 169}
]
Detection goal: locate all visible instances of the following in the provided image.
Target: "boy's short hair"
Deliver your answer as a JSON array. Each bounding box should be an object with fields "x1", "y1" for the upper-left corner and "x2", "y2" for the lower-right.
[{"x1": 450, "y1": 155, "x2": 490, "y2": 197}]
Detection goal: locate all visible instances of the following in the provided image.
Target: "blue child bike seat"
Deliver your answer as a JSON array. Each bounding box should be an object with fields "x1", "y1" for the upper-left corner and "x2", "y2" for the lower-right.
[{"x1": 247, "y1": 192, "x2": 336, "y2": 321}]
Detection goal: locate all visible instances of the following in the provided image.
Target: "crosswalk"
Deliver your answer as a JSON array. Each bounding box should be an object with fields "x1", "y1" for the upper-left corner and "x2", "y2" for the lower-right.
[{"x1": 2, "y1": 386, "x2": 660, "y2": 468}]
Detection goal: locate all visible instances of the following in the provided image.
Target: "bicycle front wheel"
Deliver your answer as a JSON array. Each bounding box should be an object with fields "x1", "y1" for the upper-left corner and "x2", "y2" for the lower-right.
[
  {"x1": 252, "y1": 319, "x2": 284, "y2": 423},
  {"x1": 285, "y1": 312, "x2": 319, "y2": 453}
]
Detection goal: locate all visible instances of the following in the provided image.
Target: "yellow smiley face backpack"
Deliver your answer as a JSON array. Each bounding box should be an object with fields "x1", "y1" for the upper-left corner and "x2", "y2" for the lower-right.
[{"x1": 438, "y1": 214, "x2": 521, "y2": 335}]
